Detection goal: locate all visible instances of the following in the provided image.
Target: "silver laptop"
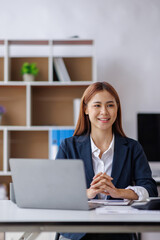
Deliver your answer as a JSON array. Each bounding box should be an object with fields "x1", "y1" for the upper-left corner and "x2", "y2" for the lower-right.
[{"x1": 9, "y1": 159, "x2": 99, "y2": 210}]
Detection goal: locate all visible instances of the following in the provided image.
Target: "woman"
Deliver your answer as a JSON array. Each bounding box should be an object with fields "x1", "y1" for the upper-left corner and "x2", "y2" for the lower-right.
[{"x1": 56, "y1": 82, "x2": 158, "y2": 240}]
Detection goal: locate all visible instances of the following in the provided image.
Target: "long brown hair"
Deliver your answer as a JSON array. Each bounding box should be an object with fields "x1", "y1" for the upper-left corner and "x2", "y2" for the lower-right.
[{"x1": 73, "y1": 82, "x2": 126, "y2": 137}]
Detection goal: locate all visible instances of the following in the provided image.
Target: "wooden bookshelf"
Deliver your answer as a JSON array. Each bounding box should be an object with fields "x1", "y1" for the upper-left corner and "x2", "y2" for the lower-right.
[{"x1": 0, "y1": 39, "x2": 96, "y2": 198}]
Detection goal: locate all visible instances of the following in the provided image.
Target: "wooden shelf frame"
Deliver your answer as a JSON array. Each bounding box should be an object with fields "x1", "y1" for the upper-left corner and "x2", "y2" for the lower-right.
[
  {"x1": 0, "y1": 39, "x2": 96, "y2": 83},
  {"x1": 0, "y1": 39, "x2": 96, "y2": 197}
]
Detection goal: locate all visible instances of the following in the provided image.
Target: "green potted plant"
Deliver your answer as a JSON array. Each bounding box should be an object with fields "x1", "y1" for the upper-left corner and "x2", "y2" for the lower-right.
[{"x1": 21, "y1": 62, "x2": 39, "y2": 82}]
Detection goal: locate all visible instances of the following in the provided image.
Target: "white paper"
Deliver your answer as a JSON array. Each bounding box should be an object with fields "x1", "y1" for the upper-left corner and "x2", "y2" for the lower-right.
[
  {"x1": 89, "y1": 199, "x2": 132, "y2": 206},
  {"x1": 96, "y1": 206, "x2": 160, "y2": 214}
]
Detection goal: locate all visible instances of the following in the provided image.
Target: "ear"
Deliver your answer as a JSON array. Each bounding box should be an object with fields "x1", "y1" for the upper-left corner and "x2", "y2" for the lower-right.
[{"x1": 85, "y1": 106, "x2": 88, "y2": 115}]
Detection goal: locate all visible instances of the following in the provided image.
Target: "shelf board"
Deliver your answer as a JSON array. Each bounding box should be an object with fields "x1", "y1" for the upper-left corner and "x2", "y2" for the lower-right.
[
  {"x1": 52, "y1": 39, "x2": 93, "y2": 45},
  {"x1": 0, "y1": 171, "x2": 11, "y2": 176},
  {"x1": 0, "y1": 126, "x2": 75, "y2": 131},
  {"x1": 0, "y1": 81, "x2": 91, "y2": 86},
  {"x1": 8, "y1": 40, "x2": 49, "y2": 45}
]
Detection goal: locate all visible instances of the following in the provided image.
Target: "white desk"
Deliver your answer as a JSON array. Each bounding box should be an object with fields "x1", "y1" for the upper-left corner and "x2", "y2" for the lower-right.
[{"x1": 0, "y1": 200, "x2": 160, "y2": 234}]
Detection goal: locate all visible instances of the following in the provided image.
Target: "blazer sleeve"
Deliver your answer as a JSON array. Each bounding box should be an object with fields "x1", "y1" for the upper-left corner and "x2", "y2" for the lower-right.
[{"x1": 133, "y1": 141, "x2": 158, "y2": 197}]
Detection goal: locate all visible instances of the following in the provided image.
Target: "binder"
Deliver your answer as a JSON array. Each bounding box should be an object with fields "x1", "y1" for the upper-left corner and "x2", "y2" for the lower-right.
[{"x1": 49, "y1": 129, "x2": 74, "y2": 160}]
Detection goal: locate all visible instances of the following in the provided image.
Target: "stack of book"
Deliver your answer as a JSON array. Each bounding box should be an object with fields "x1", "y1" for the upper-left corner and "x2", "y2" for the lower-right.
[
  {"x1": 49, "y1": 129, "x2": 74, "y2": 160},
  {"x1": 53, "y1": 58, "x2": 71, "y2": 82}
]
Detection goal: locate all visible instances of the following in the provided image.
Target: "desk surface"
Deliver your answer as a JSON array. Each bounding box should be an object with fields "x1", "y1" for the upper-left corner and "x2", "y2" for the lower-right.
[{"x1": 0, "y1": 200, "x2": 160, "y2": 233}]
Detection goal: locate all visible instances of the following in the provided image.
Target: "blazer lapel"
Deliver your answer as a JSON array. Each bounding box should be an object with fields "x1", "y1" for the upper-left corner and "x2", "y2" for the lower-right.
[
  {"x1": 77, "y1": 135, "x2": 95, "y2": 188},
  {"x1": 111, "y1": 135, "x2": 128, "y2": 187}
]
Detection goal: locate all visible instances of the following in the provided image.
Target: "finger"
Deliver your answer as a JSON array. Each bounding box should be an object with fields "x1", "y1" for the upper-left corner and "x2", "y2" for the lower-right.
[
  {"x1": 101, "y1": 191, "x2": 110, "y2": 196},
  {"x1": 88, "y1": 187, "x2": 106, "y2": 198},
  {"x1": 101, "y1": 173, "x2": 113, "y2": 180},
  {"x1": 91, "y1": 179, "x2": 115, "y2": 189},
  {"x1": 91, "y1": 173, "x2": 113, "y2": 184},
  {"x1": 91, "y1": 177, "x2": 115, "y2": 189},
  {"x1": 91, "y1": 173, "x2": 105, "y2": 185},
  {"x1": 93, "y1": 172, "x2": 113, "y2": 180},
  {"x1": 90, "y1": 176, "x2": 102, "y2": 185},
  {"x1": 93, "y1": 172, "x2": 103, "y2": 179},
  {"x1": 92, "y1": 188, "x2": 109, "y2": 195},
  {"x1": 91, "y1": 186, "x2": 110, "y2": 196}
]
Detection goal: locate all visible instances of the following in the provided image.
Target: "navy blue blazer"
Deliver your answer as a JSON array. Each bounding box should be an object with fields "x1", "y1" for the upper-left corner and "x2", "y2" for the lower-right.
[{"x1": 56, "y1": 134, "x2": 158, "y2": 240}]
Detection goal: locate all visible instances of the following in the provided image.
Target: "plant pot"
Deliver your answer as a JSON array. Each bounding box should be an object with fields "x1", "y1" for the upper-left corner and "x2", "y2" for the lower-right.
[{"x1": 23, "y1": 74, "x2": 35, "y2": 82}]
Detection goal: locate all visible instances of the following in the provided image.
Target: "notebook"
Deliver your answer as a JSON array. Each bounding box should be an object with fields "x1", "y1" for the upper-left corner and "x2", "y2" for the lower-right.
[{"x1": 9, "y1": 158, "x2": 101, "y2": 210}]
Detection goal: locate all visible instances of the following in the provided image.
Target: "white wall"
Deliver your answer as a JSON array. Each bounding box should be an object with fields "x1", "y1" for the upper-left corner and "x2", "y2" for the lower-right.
[
  {"x1": 1, "y1": 0, "x2": 160, "y2": 139},
  {"x1": 1, "y1": 1, "x2": 160, "y2": 240}
]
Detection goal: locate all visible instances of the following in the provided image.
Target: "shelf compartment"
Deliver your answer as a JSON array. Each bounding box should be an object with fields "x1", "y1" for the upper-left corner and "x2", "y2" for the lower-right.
[
  {"x1": 0, "y1": 57, "x2": 4, "y2": 81},
  {"x1": 10, "y1": 57, "x2": 48, "y2": 82},
  {"x1": 63, "y1": 57, "x2": 92, "y2": 81},
  {"x1": 0, "y1": 86, "x2": 26, "y2": 126},
  {"x1": 0, "y1": 131, "x2": 3, "y2": 171},
  {"x1": 53, "y1": 57, "x2": 92, "y2": 82},
  {"x1": 32, "y1": 85, "x2": 88, "y2": 126},
  {"x1": 9, "y1": 130, "x2": 48, "y2": 159}
]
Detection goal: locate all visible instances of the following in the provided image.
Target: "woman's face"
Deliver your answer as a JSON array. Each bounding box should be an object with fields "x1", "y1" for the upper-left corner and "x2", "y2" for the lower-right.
[{"x1": 85, "y1": 90, "x2": 118, "y2": 133}]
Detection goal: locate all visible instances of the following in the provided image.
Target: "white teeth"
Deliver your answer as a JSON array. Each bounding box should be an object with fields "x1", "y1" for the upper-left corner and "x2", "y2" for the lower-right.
[{"x1": 99, "y1": 118, "x2": 109, "y2": 120}]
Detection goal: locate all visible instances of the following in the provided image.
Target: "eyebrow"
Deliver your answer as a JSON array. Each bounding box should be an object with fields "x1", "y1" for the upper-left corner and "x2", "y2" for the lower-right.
[{"x1": 92, "y1": 100, "x2": 115, "y2": 104}]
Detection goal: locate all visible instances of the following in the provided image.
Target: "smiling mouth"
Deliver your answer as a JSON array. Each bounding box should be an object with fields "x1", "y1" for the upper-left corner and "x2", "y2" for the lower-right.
[{"x1": 98, "y1": 118, "x2": 110, "y2": 122}]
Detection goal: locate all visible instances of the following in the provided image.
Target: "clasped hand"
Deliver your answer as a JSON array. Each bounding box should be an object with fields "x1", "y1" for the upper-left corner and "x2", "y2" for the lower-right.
[{"x1": 87, "y1": 172, "x2": 120, "y2": 199}]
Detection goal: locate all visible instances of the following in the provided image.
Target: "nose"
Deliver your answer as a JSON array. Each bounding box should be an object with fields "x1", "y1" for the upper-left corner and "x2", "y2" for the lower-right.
[{"x1": 100, "y1": 106, "x2": 108, "y2": 114}]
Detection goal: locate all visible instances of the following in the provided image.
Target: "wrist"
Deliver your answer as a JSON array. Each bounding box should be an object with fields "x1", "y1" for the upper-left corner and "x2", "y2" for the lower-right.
[{"x1": 118, "y1": 189, "x2": 138, "y2": 200}]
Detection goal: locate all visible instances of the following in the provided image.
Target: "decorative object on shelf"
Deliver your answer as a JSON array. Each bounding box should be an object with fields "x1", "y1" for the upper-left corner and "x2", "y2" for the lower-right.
[
  {"x1": 0, "y1": 105, "x2": 6, "y2": 125},
  {"x1": 21, "y1": 62, "x2": 39, "y2": 82}
]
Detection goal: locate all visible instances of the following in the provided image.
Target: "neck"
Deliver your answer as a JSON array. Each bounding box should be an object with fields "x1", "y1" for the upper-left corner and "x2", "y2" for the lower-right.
[{"x1": 91, "y1": 128, "x2": 113, "y2": 151}]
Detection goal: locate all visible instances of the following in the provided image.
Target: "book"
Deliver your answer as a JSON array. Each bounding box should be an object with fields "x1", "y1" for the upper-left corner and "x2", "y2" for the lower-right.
[
  {"x1": 73, "y1": 98, "x2": 81, "y2": 126},
  {"x1": 53, "y1": 57, "x2": 71, "y2": 82},
  {"x1": 49, "y1": 130, "x2": 60, "y2": 160}
]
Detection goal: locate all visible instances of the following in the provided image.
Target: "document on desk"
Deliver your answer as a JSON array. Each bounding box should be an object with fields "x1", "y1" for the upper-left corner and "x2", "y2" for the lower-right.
[
  {"x1": 96, "y1": 206, "x2": 160, "y2": 214},
  {"x1": 88, "y1": 199, "x2": 132, "y2": 206}
]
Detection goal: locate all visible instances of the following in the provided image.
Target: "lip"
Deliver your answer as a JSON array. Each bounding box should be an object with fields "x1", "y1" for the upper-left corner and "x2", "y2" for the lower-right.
[{"x1": 98, "y1": 117, "x2": 110, "y2": 123}]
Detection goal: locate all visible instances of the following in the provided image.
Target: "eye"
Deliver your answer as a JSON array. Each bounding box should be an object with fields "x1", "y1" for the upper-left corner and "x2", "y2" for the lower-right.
[
  {"x1": 107, "y1": 104, "x2": 114, "y2": 108},
  {"x1": 94, "y1": 104, "x2": 101, "y2": 107}
]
